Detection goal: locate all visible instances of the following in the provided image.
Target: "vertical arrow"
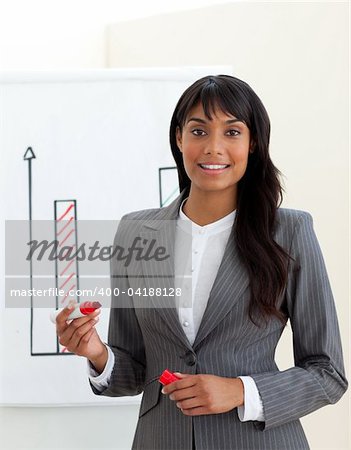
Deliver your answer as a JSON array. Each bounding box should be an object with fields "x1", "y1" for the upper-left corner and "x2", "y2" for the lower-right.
[{"x1": 24, "y1": 147, "x2": 36, "y2": 355}]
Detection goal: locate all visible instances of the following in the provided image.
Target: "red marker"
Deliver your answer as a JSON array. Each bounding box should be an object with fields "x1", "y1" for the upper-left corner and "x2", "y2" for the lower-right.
[
  {"x1": 159, "y1": 369, "x2": 181, "y2": 385},
  {"x1": 50, "y1": 301, "x2": 102, "y2": 323}
]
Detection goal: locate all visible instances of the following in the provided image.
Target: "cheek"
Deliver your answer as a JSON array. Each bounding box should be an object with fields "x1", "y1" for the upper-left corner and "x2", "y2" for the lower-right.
[
  {"x1": 231, "y1": 148, "x2": 250, "y2": 165},
  {"x1": 182, "y1": 145, "x2": 199, "y2": 162}
]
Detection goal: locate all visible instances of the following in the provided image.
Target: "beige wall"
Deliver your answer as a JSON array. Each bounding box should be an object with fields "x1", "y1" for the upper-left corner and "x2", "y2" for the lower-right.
[
  {"x1": 0, "y1": 0, "x2": 232, "y2": 70},
  {"x1": 106, "y1": 3, "x2": 350, "y2": 449}
]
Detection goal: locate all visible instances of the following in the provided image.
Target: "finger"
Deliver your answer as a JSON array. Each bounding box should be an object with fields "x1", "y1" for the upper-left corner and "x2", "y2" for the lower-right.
[
  {"x1": 57, "y1": 305, "x2": 100, "y2": 340},
  {"x1": 176, "y1": 397, "x2": 203, "y2": 410},
  {"x1": 59, "y1": 316, "x2": 99, "y2": 349},
  {"x1": 59, "y1": 309, "x2": 100, "y2": 344},
  {"x1": 61, "y1": 317, "x2": 98, "y2": 351},
  {"x1": 55, "y1": 302, "x2": 77, "y2": 333},
  {"x1": 66, "y1": 314, "x2": 99, "y2": 342},
  {"x1": 64, "y1": 308, "x2": 101, "y2": 330},
  {"x1": 163, "y1": 376, "x2": 197, "y2": 394},
  {"x1": 76, "y1": 327, "x2": 96, "y2": 353},
  {"x1": 169, "y1": 386, "x2": 198, "y2": 401},
  {"x1": 173, "y1": 372, "x2": 187, "y2": 378},
  {"x1": 67, "y1": 307, "x2": 101, "y2": 325}
]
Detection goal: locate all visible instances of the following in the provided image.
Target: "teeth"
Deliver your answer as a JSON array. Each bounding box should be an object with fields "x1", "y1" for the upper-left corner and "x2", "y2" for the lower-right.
[{"x1": 200, "y1": 164, "x2": 228, "y2": 169}]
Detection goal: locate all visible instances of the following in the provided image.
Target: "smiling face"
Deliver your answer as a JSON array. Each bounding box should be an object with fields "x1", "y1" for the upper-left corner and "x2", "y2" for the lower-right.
[{"x1": 176, "y1": 101, "x2": 253, "y2": 198}]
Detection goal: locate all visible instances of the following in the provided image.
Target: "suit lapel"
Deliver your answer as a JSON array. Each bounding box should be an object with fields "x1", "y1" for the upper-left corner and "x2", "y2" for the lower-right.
[
  {"x1": 139, "y1": 188, "x2": 193, "y2": 350},
  {"x1": 138, "y1": 188, "x2": 250, "y2": 351},
  {"x1": 192, "y1": 226, "x2": 250, "y2": 349}
]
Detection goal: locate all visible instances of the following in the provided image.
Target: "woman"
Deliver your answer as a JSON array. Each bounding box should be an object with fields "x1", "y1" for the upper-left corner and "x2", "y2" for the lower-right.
[{"x1": 56, "y1": 74, "x2": 348, "y2": 449}]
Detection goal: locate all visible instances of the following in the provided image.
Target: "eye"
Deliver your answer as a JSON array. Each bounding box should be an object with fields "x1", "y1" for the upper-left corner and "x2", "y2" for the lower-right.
[
  {"x1": 227, "y1": 130, "x2": 240, "y2": 136},
  {"x1": 191, "y1": 129, "x2": 206, "y2": 136},
  {"x1": 191, "y1": 129, "x2": 240, "y2": 137}
]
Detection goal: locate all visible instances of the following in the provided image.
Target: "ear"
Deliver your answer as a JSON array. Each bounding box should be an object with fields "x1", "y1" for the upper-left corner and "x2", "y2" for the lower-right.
[{"x1": 176, "y1": 126, "x2": 182, "y2": 152}]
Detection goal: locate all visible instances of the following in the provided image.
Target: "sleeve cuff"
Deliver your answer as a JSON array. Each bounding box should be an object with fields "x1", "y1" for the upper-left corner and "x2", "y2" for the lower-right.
[
  {"x1": 87, "y1": 343, "x2": 115, "y2": 388},
  {"x1": 237, "y1": 376, "x2": 265, "y2": 422}
]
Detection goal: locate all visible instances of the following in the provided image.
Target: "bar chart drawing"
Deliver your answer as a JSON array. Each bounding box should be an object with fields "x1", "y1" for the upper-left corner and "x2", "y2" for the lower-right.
[
  {"x1": 30, "y1": 198, "x2": 80, "y2": 356},
  {"x1": 23, "y1": 145, "x2": 81, "y2": 356},
  {"x1": 54, "y1": 200, "x2": 80, "y2": 354},
  {"x1": 28, "y1": 166, "x2": 177, "y2": 356}
]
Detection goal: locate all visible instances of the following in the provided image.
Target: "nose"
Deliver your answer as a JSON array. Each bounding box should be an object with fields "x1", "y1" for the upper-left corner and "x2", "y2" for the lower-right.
[{"x1": 203, "y1": 131, "x2": 226, "y2": 155}]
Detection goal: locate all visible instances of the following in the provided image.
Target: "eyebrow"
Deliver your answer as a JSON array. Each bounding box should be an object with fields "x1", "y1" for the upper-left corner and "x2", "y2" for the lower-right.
[{"x1": 186, "y1": 117, "x2": 244, "y2": 125}]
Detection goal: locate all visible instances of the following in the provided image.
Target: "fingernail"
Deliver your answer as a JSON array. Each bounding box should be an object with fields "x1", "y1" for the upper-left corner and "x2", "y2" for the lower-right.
[{"x1": 161, "y1": 388, "x2": 165, "y2": 394}]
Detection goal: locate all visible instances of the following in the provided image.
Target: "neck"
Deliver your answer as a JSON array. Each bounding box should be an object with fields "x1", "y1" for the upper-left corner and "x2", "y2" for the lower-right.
[{"x1": 182, "y1": 187, "x2": 237, "y2": 226}]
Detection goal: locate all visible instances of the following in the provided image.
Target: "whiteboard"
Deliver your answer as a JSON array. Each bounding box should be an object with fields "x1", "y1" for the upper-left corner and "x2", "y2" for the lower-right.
[{"x1": 0, "y1": 66, "x2": 233, "y2": 406}]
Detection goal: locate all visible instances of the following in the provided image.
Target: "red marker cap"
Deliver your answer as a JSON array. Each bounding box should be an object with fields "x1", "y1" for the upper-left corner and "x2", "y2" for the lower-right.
[
  {"x1": 79, "y1": 301, "x2": 102, "y2": 315},
  {"x1": 159, "y1": 369, "x2": 181, "y2": 386}
]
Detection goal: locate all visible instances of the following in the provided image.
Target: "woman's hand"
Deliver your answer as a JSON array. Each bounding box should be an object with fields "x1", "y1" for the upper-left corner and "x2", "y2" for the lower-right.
[
  {"x1": 161, "y1": 372, "x2": 244, "y2": 416},
  {"x1": 55, "y1": 301, "x2": 105, "y2": 362}
]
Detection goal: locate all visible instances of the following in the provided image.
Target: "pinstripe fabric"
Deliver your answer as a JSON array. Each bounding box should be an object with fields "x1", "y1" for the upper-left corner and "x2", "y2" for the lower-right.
[{"x1": 89, "y1": 188, "x2": 348, "y2": 450}]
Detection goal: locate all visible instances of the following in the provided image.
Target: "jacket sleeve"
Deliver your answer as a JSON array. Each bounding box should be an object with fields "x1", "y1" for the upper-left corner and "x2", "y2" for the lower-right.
[
  {"x1": 250, "y1": 211, "x2": 348, "y2": 431},
  {"x1": 89, "y1": 215, "x2": 146, "y2": 397}
]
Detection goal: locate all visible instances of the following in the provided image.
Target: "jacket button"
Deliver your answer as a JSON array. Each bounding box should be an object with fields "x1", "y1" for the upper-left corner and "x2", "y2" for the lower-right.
[{"x1": 184, "y1": 350, "x2": 196, "y2": 366}]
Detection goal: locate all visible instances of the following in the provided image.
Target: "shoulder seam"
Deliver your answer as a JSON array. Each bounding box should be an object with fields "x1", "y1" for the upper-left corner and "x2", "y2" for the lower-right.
[{"x1": 288, "y1": 212, "x2": 310, "y2": 255}]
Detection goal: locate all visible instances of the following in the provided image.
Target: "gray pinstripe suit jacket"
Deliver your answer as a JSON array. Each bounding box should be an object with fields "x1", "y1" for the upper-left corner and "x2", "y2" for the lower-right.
[{"x1": 89, "y1": 188, "x2": 348, "y2": 450}]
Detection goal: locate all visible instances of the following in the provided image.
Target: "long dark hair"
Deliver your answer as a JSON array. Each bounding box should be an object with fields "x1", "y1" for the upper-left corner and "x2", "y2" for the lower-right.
[{"x1": 169, "y1": 74, "x2": 292, "y2": 327}]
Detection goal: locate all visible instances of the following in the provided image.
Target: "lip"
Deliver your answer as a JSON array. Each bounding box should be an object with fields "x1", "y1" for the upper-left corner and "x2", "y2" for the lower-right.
[
  {"x1": 198, "y1": 162, "x2": 231, "y2": 166},
  {"x1": 197, "y1": 163, "x2": 231, "y2": 175}
]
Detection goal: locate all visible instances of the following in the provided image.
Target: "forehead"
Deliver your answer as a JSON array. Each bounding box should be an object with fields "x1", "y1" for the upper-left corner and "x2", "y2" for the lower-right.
[
  {"x1": 186, "y1": 101, "x2": 238, "y2": 120},
  {"x1": 185, "y1": 102, "x2": 246, "y2": 126}
]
